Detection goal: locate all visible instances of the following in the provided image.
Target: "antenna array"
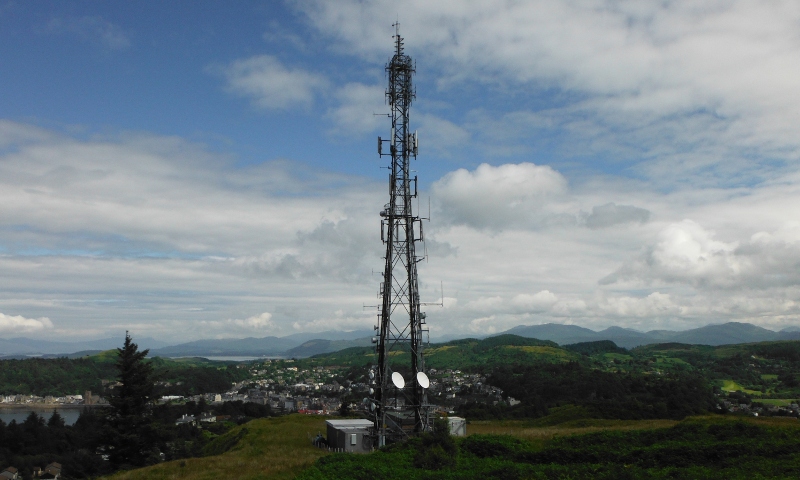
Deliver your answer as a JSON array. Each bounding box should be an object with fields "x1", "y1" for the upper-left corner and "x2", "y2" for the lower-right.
[{"x1": 367, "y1": 24, "x2": 430, "y2": 446}]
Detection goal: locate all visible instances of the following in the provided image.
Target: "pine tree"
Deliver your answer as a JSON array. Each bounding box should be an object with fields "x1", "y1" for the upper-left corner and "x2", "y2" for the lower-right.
[{"x1": 106, "y1": 332, "x2": 156, "y2": 467}]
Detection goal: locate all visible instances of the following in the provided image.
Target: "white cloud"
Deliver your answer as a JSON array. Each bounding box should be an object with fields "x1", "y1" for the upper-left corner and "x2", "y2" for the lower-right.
[
  {"x1": 510, "y1": 290, "x2": 558, "y2": 313},
  {"x1": 4, "y1": 120, "x2": 800, "y2": 340},
  {"x1": 469, "y1": 315, "x2": 498, "y2": 334},
  {"x1": 238, "y1": 312, "x2": 274, "y2": 329},
  {"x1": 0, "y1": 313, "x2": 54, "y2": 334},
  {"x1": 0, "y1": 120, "x2": 58, "y2": 148},
  {"x1": 601, "y1": 220, "x2": 740, "y2": 287},
  {"x1": 602, "y1": 219, "x2": 800, "y2": 292},
  {"x1": 439, "y1": 297, "x2": 458, "y2": 309},
  {"x1": 217, "y1": 55, "x2": 328, "y2": 110},
  {"x1": 199, "y1": 312, "x2": 277, "y2": 337},
  {"x1": 0, "y1": 121, "x2": 384, "y2": 340},
  {"x1": 464, "y1": 296, "x2": 503, "y2": 312},
  {"x1": 296, "y1": 1, "x2": 800, "y2": 183},
  {"x1": 291, "y1": 310, "x2": 374, "y2": 333},
  {"x1": 432, "y1": 162, "x2": 568, "y2": 230}
]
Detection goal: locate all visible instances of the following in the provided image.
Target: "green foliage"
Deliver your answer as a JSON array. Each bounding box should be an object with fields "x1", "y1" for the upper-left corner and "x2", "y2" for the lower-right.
[
  {"x1": 149, "y1": 357, "x2": 248, "y2": 396},
  {"x1": 472, "y1": 335, "x2": 559, "y2": 351},
  {"x1": 110, "y1": 333, "x2": 154, "y2": 417},
  {"x1": 299, "y1": 418, "x2": 800, "y2": 479},
  {"x1": 0, "y1": 356, "x2": 116, "y2": 396},
  {"x1": 202, "y1": 426, "x2": 249, "y2": 456},
  {"x1": 525, "y1": 405, "x2": 594, "y2": 426},
  {"x1": 564, "y1": 340, "x2": 627, "y2": 356},
  {"x1": 488, "y1": 362, "x2": 716, "y2": 420},
  {"x1": 460, "y1": 434, "x2": 529, "y2": 458},
  {"x1": 213, "y1": 400, "x2": 272, "y2": 421},
  {"x1": 310, "y1": 334, "x2": 578, "y2": 371},
  {"x1": 412, "y1": 417, "x2": 457, "y2": 469},
  {"x1": 0, "y1": 351, "x2": 248, "y2": 398},
  {"x1": 456, "y1": 396, "x2": 549, "y2": 420},
  {"x1": 106, "y1": 332, "x2": 157, "y2": 468},
  {"x1": 0, "y1": 409, "x2": 113, "y2": 478},
  {"x1": 634, "y1": 340, "x2": 800, "y2": 396}
]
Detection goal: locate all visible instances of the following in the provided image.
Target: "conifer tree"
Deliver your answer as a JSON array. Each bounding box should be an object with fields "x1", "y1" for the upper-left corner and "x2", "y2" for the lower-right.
[{"x1": 106, "y1": 332, "x2": 156, "y2": 467}]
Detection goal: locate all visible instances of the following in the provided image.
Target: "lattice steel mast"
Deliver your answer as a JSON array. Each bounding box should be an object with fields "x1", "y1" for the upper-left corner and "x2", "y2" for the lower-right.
[{"x1": 369, "y1": 24, "x2": 429, "y2": 446}]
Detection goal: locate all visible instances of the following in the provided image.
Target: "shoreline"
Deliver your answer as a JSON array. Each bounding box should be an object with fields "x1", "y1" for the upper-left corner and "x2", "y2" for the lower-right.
[{"x1": 0, "y1": 404, "x2": 108, "y2": 410}]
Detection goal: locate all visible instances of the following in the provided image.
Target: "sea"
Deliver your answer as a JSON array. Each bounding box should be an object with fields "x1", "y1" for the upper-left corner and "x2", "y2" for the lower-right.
[
  {"x1": 0, "y1": 406, "x2": 104, "y2": 426},
  {"x1": 178, "y1": 356, "x2": 280, "y2": 362}
]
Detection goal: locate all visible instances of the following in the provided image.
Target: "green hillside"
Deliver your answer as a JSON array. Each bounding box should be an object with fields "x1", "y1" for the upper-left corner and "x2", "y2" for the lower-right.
[
  {"x1": 308, "y1": 335, "x2": 578, "y2": 370},
  {"x1": 0, "y1": 350, "x2": 249, "y2": 397},
  {"x1": 97, "y1": 412, "x2": 800, "y2": 480},
  {"x1": 104, "y1": 415, "x2": 329, "y2": 480},
  {"x1": 633, "y1": 340, "x2": 800, "y2": 397},
  {"x1": 299, "y1": 416, "x2": 800, "y2": 480}
]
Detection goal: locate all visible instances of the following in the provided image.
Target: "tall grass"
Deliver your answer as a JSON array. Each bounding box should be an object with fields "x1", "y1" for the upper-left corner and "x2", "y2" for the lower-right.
[{"x1": 104, "y1": 415, "x2": 330, "y2": 480}]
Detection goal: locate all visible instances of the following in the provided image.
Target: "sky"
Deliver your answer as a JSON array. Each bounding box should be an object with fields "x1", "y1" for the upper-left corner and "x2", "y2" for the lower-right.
[{"x1": 2, "y1": 1, "x2": 800, "y2": 342}]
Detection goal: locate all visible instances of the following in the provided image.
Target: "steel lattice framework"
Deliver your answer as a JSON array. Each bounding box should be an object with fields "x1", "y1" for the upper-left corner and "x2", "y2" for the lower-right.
[{"x1": 369, "y1": 25, "x2": 430, "y2": 446}]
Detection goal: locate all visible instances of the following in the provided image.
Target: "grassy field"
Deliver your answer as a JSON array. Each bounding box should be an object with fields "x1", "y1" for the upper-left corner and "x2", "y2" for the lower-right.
[
  {"x1": 721, "y1": 379, "x2": 763, "y2": 395},
  {"x1": 96, "y1": 411, "x2": 686, "y2": 479},
  {"x1": 466, "y1": 418, "x2": 679, "y2": 450},
  {"x1": 101, "y1": 411, "x2": 800, "y2": 480},
  {"x1": 103, "y1": 415, "x2": 330, "y2": 480},
  {"x1": 758, "y1": 398, "x2": 797, "y2": 406},
  {"x1": 602, "y1": 353, "x2": 632, "y2": 361}
]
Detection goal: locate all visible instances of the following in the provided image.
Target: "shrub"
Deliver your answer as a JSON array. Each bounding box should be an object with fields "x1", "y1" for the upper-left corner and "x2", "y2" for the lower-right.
[{"x1": 413, "y1": 417, "x2": 457, "y2": 470}]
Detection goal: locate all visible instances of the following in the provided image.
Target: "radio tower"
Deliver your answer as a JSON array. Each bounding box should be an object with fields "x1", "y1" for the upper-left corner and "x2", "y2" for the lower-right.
[{"x1": 368, "y1": 24, "x2": 430, "y2": 446}]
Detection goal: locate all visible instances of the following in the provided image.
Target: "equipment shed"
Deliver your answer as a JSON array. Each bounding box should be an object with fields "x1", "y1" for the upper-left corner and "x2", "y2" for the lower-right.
[
  {"x1": 326, "y1": 419, "x2": 373, "y2": 453},
  {"x1": 447, "y1": 416, "x2": 467, "y2": 437}
]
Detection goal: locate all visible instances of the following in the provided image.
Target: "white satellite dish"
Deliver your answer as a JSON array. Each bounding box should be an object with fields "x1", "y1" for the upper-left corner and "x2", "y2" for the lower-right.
[
  {"x1": 417, "y1": 372, "x2": 430, "y2": 389},
  {"x1": 391, "y1": 371, "x2": 405, "y2": 389},
  {"x1": 369, "y1": 370, "x2": 375, "y2": 380}
]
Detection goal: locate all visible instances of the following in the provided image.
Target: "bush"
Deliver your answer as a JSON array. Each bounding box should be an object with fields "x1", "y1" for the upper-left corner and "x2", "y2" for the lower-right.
[
  {"x1": 460, "y1": 434, "x2": 528, "y2": 458},
  {"x1": 412, "y1": 417, "x2": 457, "y2": 470}
]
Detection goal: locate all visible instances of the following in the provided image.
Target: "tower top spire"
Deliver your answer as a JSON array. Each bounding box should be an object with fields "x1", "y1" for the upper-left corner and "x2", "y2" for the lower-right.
[{"x1": 392, "y1": 21, "x2": 404, "y2": 57}]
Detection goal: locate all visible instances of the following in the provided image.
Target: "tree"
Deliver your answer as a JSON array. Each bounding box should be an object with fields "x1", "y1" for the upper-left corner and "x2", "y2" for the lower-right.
[{"x1": 106, "y1": 332, "x2": 157, "y2": 467}]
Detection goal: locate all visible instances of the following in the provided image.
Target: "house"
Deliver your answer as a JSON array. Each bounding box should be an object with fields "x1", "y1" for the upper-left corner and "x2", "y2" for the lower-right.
[
  {"x1": 0, "y1": 467, "x2": 18, "y2": 480},
  {"x1": 325, "y1": 419, "x2": 373, "y2": 453},
  {"x1": 41, "y1": 462, "x2": 62, "y2": 479},
  {"x1": 199, "y1": 413, "x2": 216, "y2": 423},
  {"x1": 175, "y1": 414, "x2": 196, "y2": 426}
]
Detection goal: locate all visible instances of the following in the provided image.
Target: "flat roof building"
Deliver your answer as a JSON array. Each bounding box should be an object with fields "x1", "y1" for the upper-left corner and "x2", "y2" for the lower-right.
[{"x1": 326, "y1": 419, "x2": 373, "y2": 453}]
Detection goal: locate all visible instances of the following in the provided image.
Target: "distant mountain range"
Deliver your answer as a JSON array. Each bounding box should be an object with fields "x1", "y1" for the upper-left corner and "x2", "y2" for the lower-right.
[
  {"x1": 147, "y1": 330, "x2": 374, "y2": 358},
  {"x1": 2, "y1": 322, "x2": 799, "y2": 358},
  {"x1": 0, "y1": 329, "x2": 374, "y2": 359},
  {"x1": 0, "y1": 336, "x2": 171, "y2": 357},
  {"x1": 499, "y1": 322, "x2": 800, "y2": 349}
]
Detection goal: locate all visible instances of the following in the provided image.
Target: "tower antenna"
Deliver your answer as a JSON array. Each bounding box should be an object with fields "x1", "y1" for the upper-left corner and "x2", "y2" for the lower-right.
[{"x1": 368, "y1": 24, "x2": 429, "y2": 447}]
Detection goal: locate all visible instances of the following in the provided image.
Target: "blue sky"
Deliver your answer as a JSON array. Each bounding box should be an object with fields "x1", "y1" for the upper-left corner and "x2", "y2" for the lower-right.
[{"x1": 2, "y1": 1, "x2": 800, "y2": 342}]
